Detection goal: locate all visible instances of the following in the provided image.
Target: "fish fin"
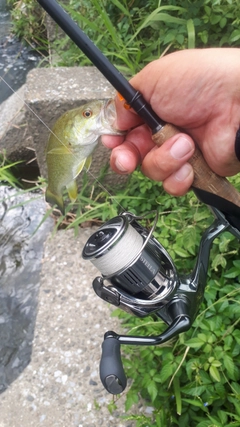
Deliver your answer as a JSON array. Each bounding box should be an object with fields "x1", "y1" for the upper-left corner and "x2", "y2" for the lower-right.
[
  {"x1": 45, "y1": 187, "x2": 65, "y2": 214},
  {"x1": 47, "y1": 146, "x2": 71, "y2": 155},
  {"x1": 66, "y1": 156, "x2": 92, "y2": 202},
  {"x1": 74, "y1": 155, "x2": 92, "y2": 177},
  {"x1": 66, "y1": 180, "x2": 78, "y2": 202},
  {"x1": 84, "y1": 155, "x2": 92, "y2": 172},
  {"x1": 76, "y1": 158, "x2": 87, "y2": 176}
]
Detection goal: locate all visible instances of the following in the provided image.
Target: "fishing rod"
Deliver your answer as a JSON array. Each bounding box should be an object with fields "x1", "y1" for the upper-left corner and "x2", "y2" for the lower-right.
[{"x1": 37, "y1": 0, "x2": 240, "y2": 395}]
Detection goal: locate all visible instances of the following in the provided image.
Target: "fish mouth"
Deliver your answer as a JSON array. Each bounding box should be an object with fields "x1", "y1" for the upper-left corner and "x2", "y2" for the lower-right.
[{"x1": 101, "y1": 99, "x2": 125, "y2": 135}]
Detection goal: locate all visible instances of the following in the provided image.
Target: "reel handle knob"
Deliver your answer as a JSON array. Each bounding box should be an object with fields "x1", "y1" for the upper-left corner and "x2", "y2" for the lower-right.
[{"x1": 100, "y1": 335, "x2": 127, "y2": 395}]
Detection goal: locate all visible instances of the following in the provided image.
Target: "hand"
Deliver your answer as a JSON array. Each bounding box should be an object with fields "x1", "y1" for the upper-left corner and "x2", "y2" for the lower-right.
[{"x1": 102, "y1": 48, "x2": 240, "y2": 196}]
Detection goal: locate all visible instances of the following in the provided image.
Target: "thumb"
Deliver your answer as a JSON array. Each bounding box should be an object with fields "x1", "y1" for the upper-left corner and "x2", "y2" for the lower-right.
[{"x1": 196, "y1": 121, "x2": 240, "y2": 177}]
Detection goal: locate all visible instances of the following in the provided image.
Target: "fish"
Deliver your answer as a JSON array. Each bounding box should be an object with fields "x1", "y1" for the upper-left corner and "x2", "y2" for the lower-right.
[{"x1": 45, "y1": 99, "x2": 123, "y2": 213}]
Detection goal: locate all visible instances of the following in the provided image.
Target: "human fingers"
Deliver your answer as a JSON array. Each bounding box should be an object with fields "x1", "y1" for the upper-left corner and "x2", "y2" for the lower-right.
[
  {"x1": 113, "y1": 94, "x2": 144, "y2": 130},
  {"x1": 108, "y1": 124, "x2": 155, "y2": 174},
  {"x1": 141, "y1": 134, "x2": 195, "y2": 196},
  {"x1": 195, "y1": 119, "x2": 240, "y2": 177},
  {"x1": 101, "y1": 134, "x2": 125, "y2": 149},
  {"x1": 101, "y1": 95, "x2": 144, "y2": 148}
]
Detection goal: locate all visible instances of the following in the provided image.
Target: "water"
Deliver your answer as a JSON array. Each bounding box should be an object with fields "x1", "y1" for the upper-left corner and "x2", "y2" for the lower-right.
[
  {"x1": 0, "y1": 0, "x2": 40, "y2": 104},
  {"x1": 0, "y1": 187, "x2": 53, "y2": 392}
]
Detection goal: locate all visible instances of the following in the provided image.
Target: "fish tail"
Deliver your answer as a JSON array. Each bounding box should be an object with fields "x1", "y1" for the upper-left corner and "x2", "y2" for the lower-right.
[{"x1": 45, "y1": 187, "x2": 65, "y2": 214}]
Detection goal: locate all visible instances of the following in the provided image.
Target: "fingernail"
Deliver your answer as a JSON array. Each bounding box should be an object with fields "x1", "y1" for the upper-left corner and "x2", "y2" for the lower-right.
[
  {"x1": 115, "y1": 158, "x2": 128, "y2": 172},
  {"x1": 235, "y1": 127, "x2": 240, "y2": 161},
  {"x1": 174, "y1": 164, "x2": 192, "y2": 181},
  {"x1": 170, "y1": 137, "x2": 193, "y2": 159}
]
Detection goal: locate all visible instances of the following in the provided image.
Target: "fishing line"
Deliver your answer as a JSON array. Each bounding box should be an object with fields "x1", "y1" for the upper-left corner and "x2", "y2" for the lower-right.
[
  {"x1": 0, "y1": 75, "x2": 126, "y2": 212},
  {"x1": 91, "y1": 223, "x2": 144, "y2": 276}
]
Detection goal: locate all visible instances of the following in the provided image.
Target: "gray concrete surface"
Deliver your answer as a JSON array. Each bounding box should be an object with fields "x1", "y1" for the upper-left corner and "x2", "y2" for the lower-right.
[
  {"x1": 0, "y1": 223, "x2": 141, "y2": 426},
  {"x1": 0, "y1": 85, "x2": 34, "y2": 164}
]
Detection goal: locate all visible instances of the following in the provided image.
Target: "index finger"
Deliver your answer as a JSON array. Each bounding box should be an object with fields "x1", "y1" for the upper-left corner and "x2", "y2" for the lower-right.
[
  {"x1": 114, "y1": 93, "x2": 144, "y2": 130},
  {"x1": 102, "y1": 93, "x2": 145, "y2": 148}
]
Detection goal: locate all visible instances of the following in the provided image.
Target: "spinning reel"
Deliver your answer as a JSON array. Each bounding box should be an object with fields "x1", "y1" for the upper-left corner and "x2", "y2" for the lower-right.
[{"x1": 82, "y1": 208, "x2": 240, "y2": 395}]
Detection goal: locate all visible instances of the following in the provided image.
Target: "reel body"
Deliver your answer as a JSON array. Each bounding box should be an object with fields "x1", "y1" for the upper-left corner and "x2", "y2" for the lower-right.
[{"x1": 82, "y1": 210, "x2": 240, "y2": 395}]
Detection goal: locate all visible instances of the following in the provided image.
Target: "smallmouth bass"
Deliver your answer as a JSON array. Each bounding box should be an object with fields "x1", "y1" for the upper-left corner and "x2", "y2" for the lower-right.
[{"x1": 45, "y1": 99, "x2": 123, "y2": 213}]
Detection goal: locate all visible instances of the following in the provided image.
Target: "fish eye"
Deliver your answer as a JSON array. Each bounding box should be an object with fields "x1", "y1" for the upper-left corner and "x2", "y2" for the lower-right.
[{"x1": 82, "y1": 109, "x2": 92, "y2": 118}]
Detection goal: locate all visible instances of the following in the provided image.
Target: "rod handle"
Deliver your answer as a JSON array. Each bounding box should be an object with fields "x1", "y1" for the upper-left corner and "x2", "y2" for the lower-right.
[{"x1": 152, "y1": 124, "x2": 240, "y2": 208}]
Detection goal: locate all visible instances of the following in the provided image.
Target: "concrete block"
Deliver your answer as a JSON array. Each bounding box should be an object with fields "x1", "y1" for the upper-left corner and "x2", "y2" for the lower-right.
[
  {"x1": 0, "y1": 85, "x2": 34, "y2": 164},
  {"x1": 25, "y1": 66, "x2": 127, "y2": 193}
]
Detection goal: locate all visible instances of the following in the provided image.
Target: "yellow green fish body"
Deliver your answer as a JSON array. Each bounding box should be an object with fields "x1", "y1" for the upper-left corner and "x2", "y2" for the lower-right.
[{"x1": 46, "y1": 99, "x2": 123, "y2": 213}]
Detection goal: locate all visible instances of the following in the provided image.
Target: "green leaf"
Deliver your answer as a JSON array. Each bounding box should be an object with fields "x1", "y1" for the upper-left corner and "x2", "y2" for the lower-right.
[
  {"x1": 207, "y1": 414, "x2": 223, "y2": 427},
  {"x1": 224, "y1": 268, "x2": 240, "y2": 278},
  {"x1": 187, "y1": 19, "x2": 195, "y2": 48},
  {"x1": 125, "y1": 392, "x2": 139, "y2": 412},
  {"x1": 231, "y1": 381, "x2": 240, "y2": 395},
  {"x1": 181, "y1": 385, "x2": 206, "y2": 396},
  {"x1": 173, "y1": 377, "x2": 182, "y2": 415},
  {"x1": 220, "y1": 17, "x2": 227, "y2": 28},
  {"x1": 148, "y1": 13, "x2": 186, "y2": 26},
  {"x1": 173, "y1": 247, "x2": 190, "y2": 258},
  {"x1": 204, "y1": 6, "x2": 211, "y2": 16},
  {"x1": 223, "y1": 354, "x2": 236, "y2": 379},
  {"x1": 230, "y1": 29, "x2": 240, "y2": 42},
  {"x1": 185, "y1": 337, "x2": 204, "y2": 348},
  {"x1": 212, "y1": 253, "x2": 227, "y2": 270},
  {"x1": 209, "y1": 366, "x2": 221, "y2": 382},
  {"x1": 211, "y1": 360, "x2": 222, "y2": 368},
  {"x1": 182, "y1": 398, "x2": 208, "y2": 412},
  {"x1": 233, "y1": 330, "x2": 240, "y2": 344},
  {"x1": 197, "y1": 422, "x2": 211, "y2": 427},
  {"x1": 210, "y1": 14, "x2": 221, "y2": 25},
  {"x1": 159, "y1": 363, "x2": 174, "y2": 382},
  {"x1": 109, "y1": 0, "x2": 131, "y2": 17},
  {"x1": 214, "y1": 382, "x2": 226, "y2": 398},
  {"x1": 233, "y1": 260, "x2": 240, "y2": 269},
  {"x1": 147, "y1": 380, "x2": 158, "y2": 402},
  {"x1": 217, "y1": 409, "x2": 228, "y2": 425}
]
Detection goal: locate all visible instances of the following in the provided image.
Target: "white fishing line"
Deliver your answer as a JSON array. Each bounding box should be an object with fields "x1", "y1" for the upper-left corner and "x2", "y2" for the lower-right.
[
  {"x1": 91, "y1": 223, "x2": 143, "y2": 276},
  {"x1": 0, "y1": 75, "x2": 125, "y2": 211}
]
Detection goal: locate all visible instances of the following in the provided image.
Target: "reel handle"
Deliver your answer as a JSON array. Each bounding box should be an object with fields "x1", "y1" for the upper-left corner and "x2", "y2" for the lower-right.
[
  {"x1": 152, "y1": 124, "x2": 240, "y2": 208},
  {"x1": 100, "y1": 313, "x2": 191, "y2": 395},
  {"x1": 100, "y1": 335, "x2": 127, "y2": 394}
]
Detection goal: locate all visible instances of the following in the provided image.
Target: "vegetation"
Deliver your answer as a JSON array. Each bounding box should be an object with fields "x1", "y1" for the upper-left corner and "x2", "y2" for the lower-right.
[
  {"x1": 6, "y1": 0, "x2": 240, "y2": 425},
  {"x1": 7, "y1": 0, "x2": 47, "y2": 44},
  {"x1": 0, "y1": 151, "x2": 23, "y2": 188},
  {"x1": 110, "y1": 174, "x2": 240, "y2": 427},
  {"x1": 8, "y1": 0, "x2": 240, "y2": 75},
  {"x1": 39, "y1": 167, "x2": 240, "y2": 426}
]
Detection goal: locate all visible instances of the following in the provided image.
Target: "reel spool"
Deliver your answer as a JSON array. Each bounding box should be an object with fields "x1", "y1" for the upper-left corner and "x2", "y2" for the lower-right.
[
  {"x1": 82, "y1": 209, "x2": 239, "y2": 394},
  {"x1": 82, "y1": 212, "x2": 178, "y2": 305}
]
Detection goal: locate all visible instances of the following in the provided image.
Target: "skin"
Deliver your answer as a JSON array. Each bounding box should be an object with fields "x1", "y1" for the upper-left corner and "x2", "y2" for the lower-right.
[{"x1": 102, "y1": 48, "x2": 240, "y2": 196}]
